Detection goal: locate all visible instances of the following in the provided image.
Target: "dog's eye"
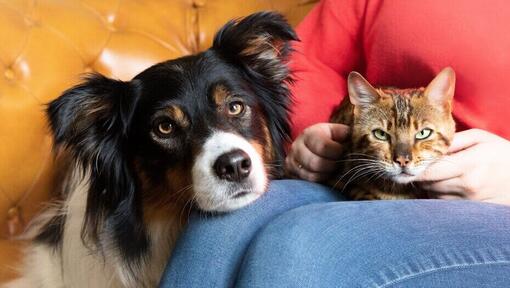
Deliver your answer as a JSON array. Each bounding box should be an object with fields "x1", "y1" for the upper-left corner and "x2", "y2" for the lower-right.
[
  {"x1": 228, "y1": 101, "x2": 245, "y2": 116},
  {"x1": 155, "y1": 119, "x2": 174, "y2": 137}
]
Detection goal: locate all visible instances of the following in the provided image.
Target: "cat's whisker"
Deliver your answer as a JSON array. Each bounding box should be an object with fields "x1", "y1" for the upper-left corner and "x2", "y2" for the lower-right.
[
  {"x1": 332, "y1": 163, "x2": 381, "y2": 190},
  {"x1": 336, "y1": 163, "x2": 382, "y2": 183},
  {"x1": 335, "y1": 158, "x2": 382, "y2": 164},
  {"x1": 352, "y1": 168, "x2": 383, "y2": 184},
  {"x1": 331, "y1": 178, "x2": 343, "y2": 190},
  {"x1": 341, "y1": 170, "x2": 374, "y2": 194},
  {"x1": 345, "y1": 152, "x2": 380, "y2": 160},
  {"x1": 346, "y1": 152, "x2": 378, "y2": 157},
  {"x1": 340, "y1": 165, "x2": 385, "y2": 193},
  {"x1": 367, "y1": 169, "x2": 388, "y2": 185},
  {"x1": 372, "y1": 170, "x2": 387, "y2": 183},
  {"x1": 364, "y1": 168, "x2": 387, "y2": 184},
  {"x1": 336, "y1": 163, "x2": 374, "y2": 179}
]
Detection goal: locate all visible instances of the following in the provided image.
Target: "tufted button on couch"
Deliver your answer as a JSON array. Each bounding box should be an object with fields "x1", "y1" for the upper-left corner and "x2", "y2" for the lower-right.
[{"x1": 0, "y1": 0, "x2": 317, "y2": 282}]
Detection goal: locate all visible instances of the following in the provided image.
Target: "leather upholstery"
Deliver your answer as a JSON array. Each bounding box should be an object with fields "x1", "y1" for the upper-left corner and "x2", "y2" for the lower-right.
[{"x1": 0, "y1": 0, "x2": 317, "y2": 282}]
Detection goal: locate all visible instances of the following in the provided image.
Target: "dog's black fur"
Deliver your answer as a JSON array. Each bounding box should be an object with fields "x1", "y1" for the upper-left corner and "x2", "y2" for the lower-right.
[{"x1": 24, "y1": 11, "x2": 297, "y2": 287}]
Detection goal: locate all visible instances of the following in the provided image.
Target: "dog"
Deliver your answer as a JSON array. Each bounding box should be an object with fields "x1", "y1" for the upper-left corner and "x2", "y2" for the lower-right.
[{"x1": 5, "y1": 12, "x2": 296, "y2": 288}]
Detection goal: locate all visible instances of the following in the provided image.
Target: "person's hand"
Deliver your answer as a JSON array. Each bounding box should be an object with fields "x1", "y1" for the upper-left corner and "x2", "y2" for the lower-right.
[
  {"x1": 416, "y1": 129, "x2": 510, "y2": 205},
  {"x1": 285, "y1": 123, "x2": 349, "y2": 182}
]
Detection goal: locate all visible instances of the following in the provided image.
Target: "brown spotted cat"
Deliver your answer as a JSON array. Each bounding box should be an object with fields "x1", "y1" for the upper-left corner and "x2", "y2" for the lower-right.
[{"x1": 330, "y1": 67, "x2": 456, "y2": 200}]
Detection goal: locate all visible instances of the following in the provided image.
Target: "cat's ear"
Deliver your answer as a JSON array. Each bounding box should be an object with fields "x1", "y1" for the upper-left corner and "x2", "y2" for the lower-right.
[
  {"x1": 347, "y1": 72, "x2": 379, "y2": 106},
  {"x1": 424, "y1": 67, "x2": 455, "y2": 108}
]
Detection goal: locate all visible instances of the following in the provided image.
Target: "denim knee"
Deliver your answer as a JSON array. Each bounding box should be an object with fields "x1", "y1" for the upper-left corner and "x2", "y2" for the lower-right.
[
  {"x1": 159, "y1": 179, "x2": 340, "y2": 288},
  {"x1": 236, "y1": 200, "x2": 510, "y2": 287}
]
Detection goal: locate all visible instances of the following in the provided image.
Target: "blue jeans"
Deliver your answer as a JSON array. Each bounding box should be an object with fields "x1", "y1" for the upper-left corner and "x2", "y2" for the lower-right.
[{"x1": 160, "y1": 180, "x2": 510, "y2": 287}]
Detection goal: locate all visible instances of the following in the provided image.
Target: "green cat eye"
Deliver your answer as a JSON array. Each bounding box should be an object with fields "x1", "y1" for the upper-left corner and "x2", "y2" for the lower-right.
[
  {"x1": 415, "y1": 128, "x2": 433, "y2": 140},
  {"x1": 372, "y1": 129, "x2": 389, "y2": 141}
]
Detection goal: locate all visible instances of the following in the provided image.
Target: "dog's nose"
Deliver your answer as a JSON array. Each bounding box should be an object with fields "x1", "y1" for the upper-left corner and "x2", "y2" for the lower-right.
[{"x1": 214, "y1": 149, "x2": 252, "y2": 182}]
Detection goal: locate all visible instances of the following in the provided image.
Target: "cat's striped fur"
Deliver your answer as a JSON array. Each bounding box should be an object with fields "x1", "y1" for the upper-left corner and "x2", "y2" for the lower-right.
[{"x1": 330, "y1": 68, "x2": 456, "y2": 200}]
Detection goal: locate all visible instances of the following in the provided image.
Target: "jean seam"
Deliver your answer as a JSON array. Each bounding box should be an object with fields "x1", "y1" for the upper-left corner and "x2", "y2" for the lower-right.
[{"x1": 377, "y1": 261, "x2": 510, "y2": 288}]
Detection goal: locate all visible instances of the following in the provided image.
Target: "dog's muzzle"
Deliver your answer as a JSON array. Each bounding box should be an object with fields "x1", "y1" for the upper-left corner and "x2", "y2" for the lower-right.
[{"x1": 192, "y1": 131, "x2": 267, "y2": 212}]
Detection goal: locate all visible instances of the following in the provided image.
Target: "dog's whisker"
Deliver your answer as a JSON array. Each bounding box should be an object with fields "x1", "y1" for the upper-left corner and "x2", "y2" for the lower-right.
[
  {"x1": 170, "y1": 185, "x2": 193, "y2": 201},
  {"x1": 179, "y1": 195, "x2": 196, "y2": 225}
]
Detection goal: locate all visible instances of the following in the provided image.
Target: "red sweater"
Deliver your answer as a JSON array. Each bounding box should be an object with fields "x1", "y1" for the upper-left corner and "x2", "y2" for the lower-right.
[{"x1": 290, "y1": 0, "x2": 510, "y2": 140}]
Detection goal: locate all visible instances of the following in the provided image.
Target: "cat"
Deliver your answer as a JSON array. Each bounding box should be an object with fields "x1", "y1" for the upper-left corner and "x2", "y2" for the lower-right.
[{"x1": 329, "y1": 67, "x2": 456, "y2": 200}]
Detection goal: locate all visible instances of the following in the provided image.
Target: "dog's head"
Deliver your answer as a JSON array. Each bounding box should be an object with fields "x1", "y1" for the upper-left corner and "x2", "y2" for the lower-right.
[{"x1": 47, "y1": 12, "x2": 296, "y2": 254}]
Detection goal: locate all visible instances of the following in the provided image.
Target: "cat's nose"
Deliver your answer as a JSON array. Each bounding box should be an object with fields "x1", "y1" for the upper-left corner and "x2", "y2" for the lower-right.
[{"x1": 394, "y1": 155, "x2": 411, "y2": 167}]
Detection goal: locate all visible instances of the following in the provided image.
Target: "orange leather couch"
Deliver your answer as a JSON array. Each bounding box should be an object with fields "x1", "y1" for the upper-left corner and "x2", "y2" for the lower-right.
[{"x1": 0, "y1": 0, "x2": 317, "y2": 282}]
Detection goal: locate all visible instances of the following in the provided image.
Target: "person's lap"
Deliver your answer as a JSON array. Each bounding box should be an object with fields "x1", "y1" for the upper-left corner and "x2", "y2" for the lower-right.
[{"x1": 159, "y1": 180, "x2": 510, "y2": 287}]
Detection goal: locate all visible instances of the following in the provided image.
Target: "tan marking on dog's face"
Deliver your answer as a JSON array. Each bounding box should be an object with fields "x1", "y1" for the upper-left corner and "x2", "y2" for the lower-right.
[
  {"x1": 212, "y1": 84, "x2": 230, "y2": 106},
  {"x1": 136, "y1": 157, "x2": 193, "y2": 222},
  {"x1": 167, "y1": 105, "x2": 189, "y2": 128},
  {"x1": 164, "y1": 168, "x2": 193, "y2": 205},
  {"x1": 260, "y1": 117, "x2": 274, "y2": 163}
]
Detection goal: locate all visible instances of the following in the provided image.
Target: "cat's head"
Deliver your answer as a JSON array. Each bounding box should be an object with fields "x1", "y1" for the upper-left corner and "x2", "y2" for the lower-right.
[{"x1": 347, "y1": 67, "x2": 456, "y2": 184}]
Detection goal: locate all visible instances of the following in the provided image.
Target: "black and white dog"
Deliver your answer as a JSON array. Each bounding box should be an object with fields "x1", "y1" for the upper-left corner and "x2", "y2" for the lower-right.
[{"x1": 6, "y1": 12, "x2": 296, "y2": 288}]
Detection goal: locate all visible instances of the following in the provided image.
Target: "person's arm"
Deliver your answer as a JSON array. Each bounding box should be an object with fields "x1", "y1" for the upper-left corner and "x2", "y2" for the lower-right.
[
  {"x1": 289, "y1": 0, "x2": 365, "y2": 138},
  {"x1": 286, "y1": 0, "x2": 366, "y2": 180},
  {"x1": 416, "y1": 129, "x2": 510, "y2": 205}
]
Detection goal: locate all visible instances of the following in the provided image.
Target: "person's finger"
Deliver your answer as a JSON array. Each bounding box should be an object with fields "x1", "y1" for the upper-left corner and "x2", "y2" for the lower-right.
[
  {"x1": 303, "y1": 129, "x2": 346, "y2": 160},
  {"x1": 432, "y1": 193, "x2": 466, "y2": 200},
  {"x1": 415, "y1": 154, "x2": 464, "y2": 182},
  {"x1": 420, "y1": 178, "x2": 465, "y2": 194},
  {"x1": 421, "y1": 176, "x2": 489, "y2": 200},
  {"x1": 447, "y1": 129, "x2": 487, "y2": 153},
  {"x1": 286, "y1": 154, "x2": 328, "y2": 182},
  {"x1": 484, "y1": 196, "x2": 510, "y2": 206},
  {"x1": 297, "y1": 167, "x2": 329, "y2": 182},
  {"x1": 327, "y1": 123, "x2": 350, "y2": 143},
  {"x1": 284, "y1": 155, "x2": 298, "y2": 177},
  {"x1": 304, "y1": 136, "x2": 344, "y2": 160},
  {"x1": 294, "y1": 141, "x2": 338, "y2": 173}
]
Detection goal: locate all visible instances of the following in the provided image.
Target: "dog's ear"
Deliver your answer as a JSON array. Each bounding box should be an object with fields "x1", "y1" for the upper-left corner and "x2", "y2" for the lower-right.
[
  {"x1": 212, "y1": 11, "x2": 297, "y2": 83},
  {"x1": 213, "y1": 12, "x2": 298, "y2": 177},
  {"x1": 47, "y1": 74, "x2": 148, "y2": 258}
]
